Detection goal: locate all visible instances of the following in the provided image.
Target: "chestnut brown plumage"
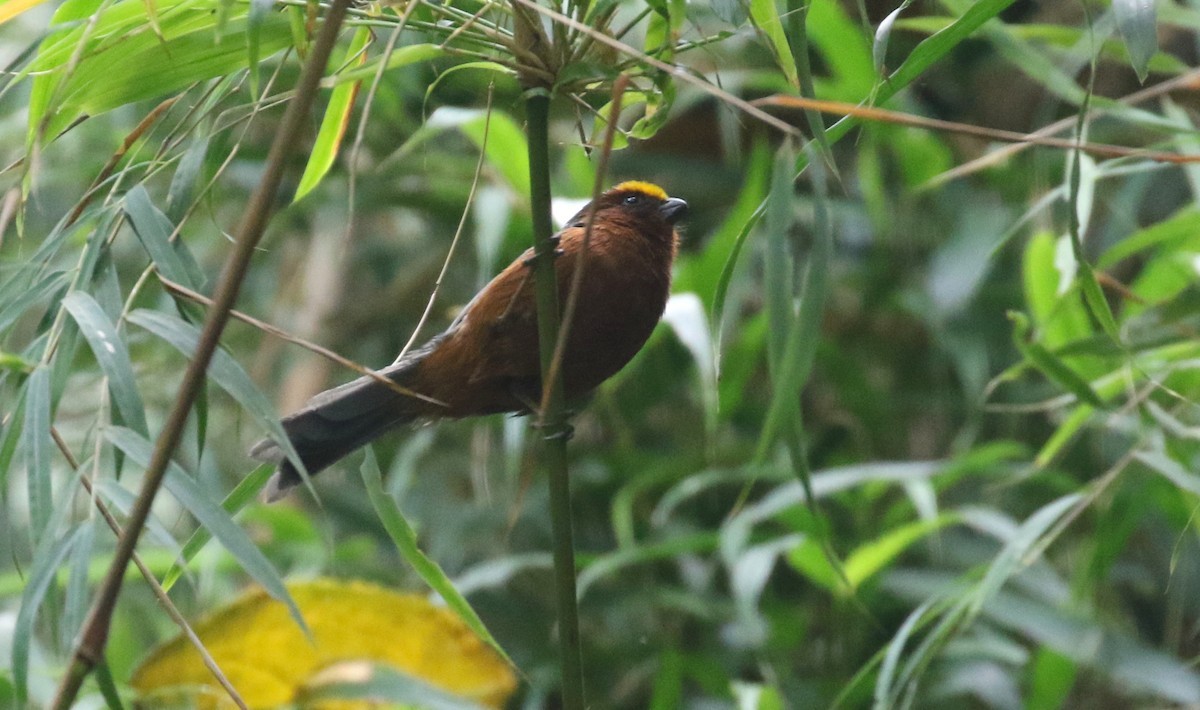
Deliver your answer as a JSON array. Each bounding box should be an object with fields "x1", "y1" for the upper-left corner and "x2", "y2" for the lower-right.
[{"x1": 252, "y1": 181, "x2": 687, "y2": 499}]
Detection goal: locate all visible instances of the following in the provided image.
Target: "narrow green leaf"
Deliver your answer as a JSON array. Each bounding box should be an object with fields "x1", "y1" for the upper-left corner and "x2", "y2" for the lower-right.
[
  {"x1": 842, "y1": 514, "x2": 959, "y2": 588},
  {"x1": 166, "y1": 135, "x2": 210, "y2": 222},
  {"x1": 873, "y1": 3, "x2": 910, "y2": 74},
  {"x1": 1114, "y1": 0, "x2": 1157, "y2": 82},
  {"x1": 61, "y1": 518, "x2": 96, "y2": 650},
  {"x1": 126, "y1": 308, "x2": 306, "y2": 480},
  {"x1": 1028, "y1": 647, "x2": 1077, "y2": 710},
  {"x1": 62, "y1": 291, "x2": 148, "y2": 437},
  {"x1": 331, "y1": 43, "x2": 444, "y2": 86},
  {"x1": 0, "y1": 271, "x2": 69, "y2": 336},
  {"x1": 360, "y1": 447, "x2": 512, "y2": 667},
  {"x1": 93, "y1": 659, "x2": 127, "y2": 710},
  {"x1": 124, "y1": 186, "x2": 203, "y2": 289},
  {"x1": 104, "y1": 426, "x2": 307, "y2": 633},
  {"x1": 22, "y1": 366, "x2": 52, "y2": 539},
  {"x1": 756, "y1": 143, "x2": 831, "y2": 463},
  {"x1": 1008, "y1": 312, "x2": 1105, "y2": 408},
  {"x1": 161, "y1": 463, "x2": 273, "y2": 592},
  {"x1": 969, "y1": 493, "x2": 1082, "y2": 614},
  {"x1": 30, "y1": 0, "x2": 294, "y2": 139},
  {"x1": 14, "y1": 522, "x2": 80, "y2": 704},
  {"x1": 674, "y1": 139, "x2": 769, "y2": 313},
  {"x1": 578, "y1": 531, "x2": 719, "y2": 599},
  {"x1": 1099, "y1": 207, "x2": 1200, "y2": 269},
  {"x1": 294, "y1": 26, "x2": 370, "y2": 202},
  {"x1": 458, "y1": 110, "x2": 529, "y2": 199},
  {"x1": 0, "y1": 351, "x2": 36, "y2": 375},
  {"x1": 749, "y1": 0, "x2": 798, "y2": 87}
]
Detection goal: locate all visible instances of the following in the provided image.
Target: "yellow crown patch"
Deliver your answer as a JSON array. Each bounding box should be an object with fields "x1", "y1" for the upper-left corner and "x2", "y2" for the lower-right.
[{"x1": 612, "y1": 180, "x2": 668, "y2": 201}]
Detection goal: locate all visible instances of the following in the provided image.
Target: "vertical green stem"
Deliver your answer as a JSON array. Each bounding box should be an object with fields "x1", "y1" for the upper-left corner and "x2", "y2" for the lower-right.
[{"x1": 524, "y1": 90, "x2": 585, "y2": 709}]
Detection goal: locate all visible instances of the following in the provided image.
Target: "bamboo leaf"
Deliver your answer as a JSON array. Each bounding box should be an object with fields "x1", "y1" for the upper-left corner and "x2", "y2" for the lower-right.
[
  {"x1": 29, "y1": 0, "x2": 294, "y2": 140},
  {"x1": 749, "y1": 0, "x2": 798, "y2": 87},
  {"x1": 1114, "y1": 0, "x2": 1157, "y2": 82},
  {"x1": 62, "y1": 291, "x2": 148, "y2": 437},
  {"x1": 1008, "y1": 311, "x2": 1105, "y2": 408},
  {"x1": 124, "y1": 186, "x2": 203, "y2": 290},
  {"x1": 161, "y1": 463, "x2": 273, "y2": 591},
  {"x1": 22, "y1": 367, "x2": 53, "y2": 539},
  {"x1": 126, "y1": 308, "x2": 306, "y2": 478},
  {"x1": 13, "y1": 523, "x2": 81, "y2": 704},
  {"x1": 294, "y1": 26, "x2": 370, "y2": 202},
  {"x1": 105, "y1": 426, "x2": 307, "y2": 633},
  {"x1": 360, "y1": 447, "x2": 512, "y2": 668}
]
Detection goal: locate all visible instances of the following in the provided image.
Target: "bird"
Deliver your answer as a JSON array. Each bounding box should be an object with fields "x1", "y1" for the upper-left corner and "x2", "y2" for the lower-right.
[{"x1": 251, "y1": 181, "x2": 688, "y2": 500}]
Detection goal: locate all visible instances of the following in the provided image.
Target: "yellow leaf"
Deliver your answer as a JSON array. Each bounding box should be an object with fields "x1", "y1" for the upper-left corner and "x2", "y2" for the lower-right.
[
  {"x1": 0, "y1": 0, "x2": 52, "y2": 25},
  {"x1": 132, "y1": 579, "x2": 516, "y2": 709}
]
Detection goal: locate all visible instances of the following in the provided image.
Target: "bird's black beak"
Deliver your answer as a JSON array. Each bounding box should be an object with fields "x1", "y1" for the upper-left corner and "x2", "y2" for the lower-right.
[{"x1": 659, "y1": 197, "x2": 688, "y2": 224}]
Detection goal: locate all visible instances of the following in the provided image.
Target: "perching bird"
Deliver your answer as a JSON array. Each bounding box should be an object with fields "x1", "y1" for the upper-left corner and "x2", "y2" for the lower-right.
[{"x1": 251, "y1": 181, "x2": 687, "y2": 500}]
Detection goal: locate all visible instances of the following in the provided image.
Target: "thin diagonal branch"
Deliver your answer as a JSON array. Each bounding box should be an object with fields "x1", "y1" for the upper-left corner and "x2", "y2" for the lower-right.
[{"x1": 49, "y1": 427, "x2": 249, "y2": 710}]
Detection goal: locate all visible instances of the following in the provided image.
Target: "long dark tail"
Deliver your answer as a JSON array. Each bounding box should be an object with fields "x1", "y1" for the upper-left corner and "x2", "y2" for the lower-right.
[{"x1": 251, "y1": 357, "x2": 428, "y2": 501}]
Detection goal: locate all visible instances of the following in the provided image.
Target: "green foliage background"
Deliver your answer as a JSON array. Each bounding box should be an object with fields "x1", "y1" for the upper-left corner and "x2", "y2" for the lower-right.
[{"x1": 2, "y1": 0, "x2": 1200, "y2": 705}]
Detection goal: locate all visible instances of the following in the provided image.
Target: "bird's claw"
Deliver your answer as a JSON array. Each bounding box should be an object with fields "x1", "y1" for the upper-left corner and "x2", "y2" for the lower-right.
[{"x1": 541, "y1": 423, "x2": 574, "y2": 442}]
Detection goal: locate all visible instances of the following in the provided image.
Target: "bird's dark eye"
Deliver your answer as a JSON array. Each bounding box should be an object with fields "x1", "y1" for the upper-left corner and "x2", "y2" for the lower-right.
[{"x1": 623, "y1": 194, "x2": 641, "y2": 205}]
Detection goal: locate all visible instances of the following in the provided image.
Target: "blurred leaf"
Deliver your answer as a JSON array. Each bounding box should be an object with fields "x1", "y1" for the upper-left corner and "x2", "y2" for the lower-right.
[
  {"x1": 662, "y1": 293, "x2": 718, "y2": 446},
  {"x1": 62, "y1": 291, "x2": 148, "y2": 437},
  {"x1": 105, "y1": 426, "x2": 306, "y2": 632},
  {"x1": 578, "y1": 531, "x2": 719, "y2": 598},
  {"x1": 969, "y1": 493, "x2": 1081, "y2": 615},
  {"x1": 165, "y1": 134, "x2": 210, "y2": 222},
  {"x1": 843, "y1": 514, "x2": 960, "y2": 589},
  {"x1": 1134, "y1": 449, "x2": 1200, "y2": 497},
  {"x1": 674, "y1": 138, "x2": 769, "y2": 316},
  {"x1": 1027, "y1": 646, "x2": 1076, "y2": 710},
  {"x1": 0, "y1": 352, "x2": 36, "y2": 375},
  {"x1": 161, "y1": 463, "x2": 273, "y2": 592},
  {"x1": 330, "y1": 43, "x2": 444, "y2": 86},
  {"x1": 123, "y1": 186, "x2": 203, "y2": 290},
  {"x1": 61, "y1": 518, "x2": 96, "y2": 650},
  {"x1": 294, "y1": 26, "x2": 370, "y2": 203},
  {"x1": 126, "y1": 308, "x2": 305, "y2": 479},
  {"x1": 360, "y1": 447, "x2": 512, "y2": 667},
  {"x1": 749, "y1": 0, "x2": 798, "y2": 87},
  {"x1": 424, "y1": 108, "x2": 529, "y2": 199},
  {"x1": 0, "y1": 0, "x2": 54, "y2": 25},
  {"x1": 986, "y1": 592, "x2": 1200, "y2": 704},
  {"x1": 1114, "y1": 0, "x2": 1157, "y2": 82},
  {"x1": 755, "y1": 142, "x2": 829, "y2": 463},
  {"x1": 133, "y1": 580, "x2": 515, "y2": 708},
  {"x1": 1023, "y1": 232, "x2": 1093, "y2": 353},
  {"x1": 14, "y1": 522, "x2": 82, "y2": 704},
  {"x1": 21, "y1": 367, "x2": 52, "y2": 539},
  {"x1": 1008, "y1": 311, "x2": 1104, "y2": 408},
  {"x1": 1097, "y1": 206, "x2": 1200, "y2": 269},
  {"x1": 0, "y1": 271, "x2": 69, "y2": 337},
  {"x1": 28, "y1": 0, "x2": 293, "y2": 141},
  {"x1": 300, "y1": 663, "x2": 490, "y2": 709},
  {"x1": 873, "y1": 3, "x2": 909, "y2": 74}
]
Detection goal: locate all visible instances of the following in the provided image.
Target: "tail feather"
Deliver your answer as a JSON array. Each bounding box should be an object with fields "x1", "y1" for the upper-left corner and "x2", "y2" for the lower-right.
[{"x1": 253, "y1": 358, "x2": 427, "y2": 500}]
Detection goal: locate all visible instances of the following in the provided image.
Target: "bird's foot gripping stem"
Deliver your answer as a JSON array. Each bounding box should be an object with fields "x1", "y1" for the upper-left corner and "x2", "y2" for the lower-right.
[
  {"x1": 521, "y1": 234, "x2": 565, "y2": 267},
  {"x1": 536, "y1": 420, "x2": 575, "y2": 442}
]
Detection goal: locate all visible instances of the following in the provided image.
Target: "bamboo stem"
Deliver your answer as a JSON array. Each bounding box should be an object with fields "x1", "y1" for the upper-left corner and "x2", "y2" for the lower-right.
[{"x1": 524, "y1": 90, "x2": 585, "y2": 710}]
